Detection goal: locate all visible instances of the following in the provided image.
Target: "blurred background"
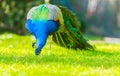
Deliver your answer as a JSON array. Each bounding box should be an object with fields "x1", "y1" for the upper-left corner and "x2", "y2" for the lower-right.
[{"x1": 0, "y1": 0, "x2": 120, "y2": 37}]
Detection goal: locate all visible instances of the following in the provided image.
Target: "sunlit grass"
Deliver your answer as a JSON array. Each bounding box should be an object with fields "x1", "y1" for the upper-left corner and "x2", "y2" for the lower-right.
[{"x1": 0, "y1": 33, "x2": 120, "y2": 76}]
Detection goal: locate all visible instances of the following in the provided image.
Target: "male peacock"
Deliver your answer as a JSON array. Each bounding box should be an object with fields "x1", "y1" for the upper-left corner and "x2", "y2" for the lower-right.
[{"x1": 25, "y1": 0, "x2": 93, "y2": 55}]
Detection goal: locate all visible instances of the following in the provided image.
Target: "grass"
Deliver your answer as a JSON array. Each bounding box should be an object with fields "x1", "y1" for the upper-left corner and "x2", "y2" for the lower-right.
[
  {"x1": 0, "y1": 33, "x2": 120, "y2": 76},
  {"x1": 83, "y1": 34, "x2": 103, "y2": 40}
]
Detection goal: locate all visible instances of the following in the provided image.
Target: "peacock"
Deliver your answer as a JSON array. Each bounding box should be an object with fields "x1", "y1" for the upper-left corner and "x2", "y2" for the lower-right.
[{"x1": 25, "y1": 2, "x2": 93, "y2": 55}]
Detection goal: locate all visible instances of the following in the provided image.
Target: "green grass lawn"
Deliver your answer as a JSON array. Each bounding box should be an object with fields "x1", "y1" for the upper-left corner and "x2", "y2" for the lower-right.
[{"x1": 0, "y1": 33, "x2": 120, "y2": 76}]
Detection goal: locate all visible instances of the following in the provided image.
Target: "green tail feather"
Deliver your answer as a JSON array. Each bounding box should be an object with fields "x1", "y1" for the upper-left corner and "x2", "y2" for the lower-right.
[{"x1": 52, "y1": 6, "x2": 93, "y2": 50}]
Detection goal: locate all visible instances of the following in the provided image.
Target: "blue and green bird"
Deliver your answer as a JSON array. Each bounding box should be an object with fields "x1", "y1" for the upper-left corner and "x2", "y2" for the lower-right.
[{"x1": 26, "y1": 4, "x2": 93, "y2": 55}]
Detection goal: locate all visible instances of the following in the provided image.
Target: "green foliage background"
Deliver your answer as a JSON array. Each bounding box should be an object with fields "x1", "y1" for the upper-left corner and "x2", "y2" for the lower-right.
[{"x1": 0, "y1": 0, "x2": 42, "y2": 34}]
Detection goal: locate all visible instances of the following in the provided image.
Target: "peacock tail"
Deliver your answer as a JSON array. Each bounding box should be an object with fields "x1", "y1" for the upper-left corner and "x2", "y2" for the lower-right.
[{"x1": 52, "y1": 6, "x2": 93, "y2": 50}]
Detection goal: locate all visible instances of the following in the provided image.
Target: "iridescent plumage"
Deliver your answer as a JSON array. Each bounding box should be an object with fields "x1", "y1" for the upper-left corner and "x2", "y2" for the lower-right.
[{"x1": 26, "y1": 4, "x2": 93, "y2": 55}]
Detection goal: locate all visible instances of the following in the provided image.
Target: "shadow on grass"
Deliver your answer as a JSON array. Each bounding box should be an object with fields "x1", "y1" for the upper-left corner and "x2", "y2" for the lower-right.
[{"x1": 0, "y1": 50, "x2": 120, "y2": 68}]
